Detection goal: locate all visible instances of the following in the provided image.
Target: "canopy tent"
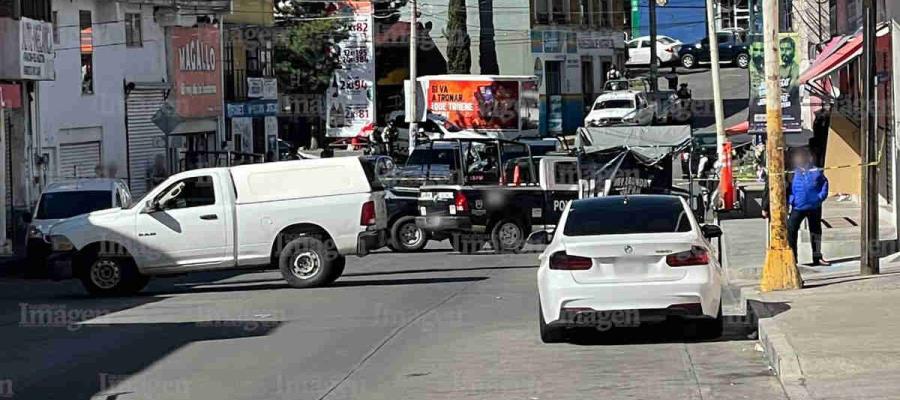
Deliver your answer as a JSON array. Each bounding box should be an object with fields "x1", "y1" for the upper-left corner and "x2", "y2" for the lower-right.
[
  {"x1": 575, "y1": 126, "x2": 692, "y2": 197},
  {"x1": 575, "y1": 125, "x2": 692, "y2": 165}
]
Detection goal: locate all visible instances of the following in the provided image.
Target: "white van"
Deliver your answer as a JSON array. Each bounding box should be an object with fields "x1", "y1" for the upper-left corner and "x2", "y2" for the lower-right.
[{"x1": 46, "y1": 157, "x2": 387, "y2": 295}]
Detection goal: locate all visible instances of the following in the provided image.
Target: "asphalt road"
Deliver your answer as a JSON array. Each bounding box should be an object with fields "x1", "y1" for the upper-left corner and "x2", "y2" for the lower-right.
[
  {"x1": 0, "y1": 242, "x2": 787, "y2": 400},
  {"x1": 630, "y1": 65, "x2": 751, "y2": 134}
]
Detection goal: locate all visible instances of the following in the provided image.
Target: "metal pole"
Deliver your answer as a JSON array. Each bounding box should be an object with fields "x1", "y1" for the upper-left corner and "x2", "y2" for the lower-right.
[
  {"x1": 861, "y1": 0, "x2": 880, "y2": 275},
  {"x1": 760, "y1": 0, "x2": 801, "y2": 291},
  {"x1": 649, "y1": 0, "x2": 659, "y2": 91},
  {"x1": 705, "y1": 0, "x2": 727, "y2": 164},
  {"x1": 408, "y1": 0, "x2": 418, "y2": 155}
]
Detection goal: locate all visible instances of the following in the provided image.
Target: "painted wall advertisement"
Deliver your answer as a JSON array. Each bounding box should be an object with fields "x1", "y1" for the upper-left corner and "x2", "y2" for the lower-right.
[
  {"x1": 170, "y1": 25, "x2": 223, "y2": 119},
  {"x1": 326, "y1": 0, "x2": 376, "y2": 138},
  {"x1": 426, "y1": 80, "x2": 520, "y2": 130},
  {"x1": 0, "y1": 17, "x2": 55, "y2": 81},
  {"x1": 748, "y1": 33, "x2": 802, "y2": 134}
]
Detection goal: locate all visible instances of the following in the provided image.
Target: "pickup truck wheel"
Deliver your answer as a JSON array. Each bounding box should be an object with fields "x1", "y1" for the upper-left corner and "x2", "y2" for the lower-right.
[
  {"x1": 681, "y1": 54, "x2": 696, "y2": 69},
  {"x1": 491, "y1": 219, "x2": 526, "y2": 254},
  {"x1": 735, "y1": 53, "x2": 750, "y2": 69},
  {"x1": 450, "y1": 233, "x2": 485, "y2": 254},
  {"x1": 389, "y1": 216, "x2": 428, "y2": 252},
  {"x1": 323, "y1": 256, "x2": 346, "y2": 285},
  {"x1": 278, "y1": 236, "x2": 333, "y2": 288},
  {"x1": 78, "y1": 255, "x2": 147, "y2": 296}
]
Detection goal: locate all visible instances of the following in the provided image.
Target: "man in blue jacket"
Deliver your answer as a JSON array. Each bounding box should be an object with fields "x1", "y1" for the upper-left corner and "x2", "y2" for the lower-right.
[
  {"x1": 786, "y1": 148, "x2": 830, "y2": 265},
  {"x1": 762, "y1": 147, "x2": 831, "y2": 265}
]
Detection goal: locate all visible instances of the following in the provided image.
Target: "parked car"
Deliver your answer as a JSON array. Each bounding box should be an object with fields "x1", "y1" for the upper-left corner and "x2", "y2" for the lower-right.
[
  {"x1": 584, "y1": 91, "x2": 657, "y2": 127},
  {"x1": 678, "y1": 31, "x2": 750, "y2": 69},
  {"x1": 26, "y1": 179, "x2": 132, "y2": 272},
  {"x1": 626, "y1": 35, "x2": 682, "y2": 66},
  {"x1": 46, "y1": 157, "x2": 387, "y2": 295},
  {"x1": 535, "y1": 195, "x2": 724, "y2": 343}
]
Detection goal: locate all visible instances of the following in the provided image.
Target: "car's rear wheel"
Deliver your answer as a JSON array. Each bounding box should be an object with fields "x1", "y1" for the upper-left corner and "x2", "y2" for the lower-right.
[
  {"x1": 681, "y1": 54, "x2": 696, "y2": 69},
  {"x1": 491, "y1": 219, "x2": 526, "y2": 254},
  {"x1": 450, "y1": 233, "x2": 485, "y2": 254},
  {"x1": 278, "y1": 236, "x2": 336, "y2": 288},
  {"x1": 539, "y1": 303, "x2": 566, "y2": 343},
  {"x1": 695, "y1": 302, "x2": 724, "y2": 339},
  {"x1": 78, "y1": 255, "x2": 148, "y2": 296},
  {"x1": 735, "y1": 53, "x2": 750, "y2": 69},
  {"x1": 389, "y1": 216, "x2": 428, "y2": 252}
]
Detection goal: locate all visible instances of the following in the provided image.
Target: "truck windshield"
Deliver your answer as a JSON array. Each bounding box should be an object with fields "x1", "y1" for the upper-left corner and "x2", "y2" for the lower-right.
[
  {"x1": 595, "y1": 99, "x2": 635, "y2": 110},
  {"x1": 36, "y1": 191, "x2": 112, "y2": 220}
]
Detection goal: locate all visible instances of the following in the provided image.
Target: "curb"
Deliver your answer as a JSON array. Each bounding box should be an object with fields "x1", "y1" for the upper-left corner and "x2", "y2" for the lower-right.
[{"x1": 742, "y1": 287, "x2": 812, "y2": 400}]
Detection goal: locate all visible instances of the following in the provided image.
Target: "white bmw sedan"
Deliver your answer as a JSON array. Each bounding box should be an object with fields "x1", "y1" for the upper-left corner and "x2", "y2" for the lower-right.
[{"x1": 536, "y1": 195, "x2": 724, "y2": 343}]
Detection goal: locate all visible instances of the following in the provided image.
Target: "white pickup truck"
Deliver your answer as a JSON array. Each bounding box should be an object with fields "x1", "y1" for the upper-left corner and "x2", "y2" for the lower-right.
[{"x1": 46, "y1": 157, "x2": 387, "y2": 295}]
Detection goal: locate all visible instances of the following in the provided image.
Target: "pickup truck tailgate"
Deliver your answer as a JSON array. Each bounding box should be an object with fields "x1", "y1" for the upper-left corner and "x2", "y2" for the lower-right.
[{"x1": 418, "y1": 189, "x2": 458, "y2": 216}]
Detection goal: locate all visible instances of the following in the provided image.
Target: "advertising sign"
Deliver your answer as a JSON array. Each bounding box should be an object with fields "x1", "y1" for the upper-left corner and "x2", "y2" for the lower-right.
[
  {"x1": 170, "y1": 25, "x2": 222, "y2": 118},
  {"x1": 0, "y1": 17, "x2": 55, "y2": 80},
  {"x1": 326, "y1": 1, "x2": 376, "y2": 138},
  {"x1": 426, "y1": 79, "x2": 520, "y2": 130},
  {"x1": 748, "y1": 33, "x2": 802, "y2": 134}
]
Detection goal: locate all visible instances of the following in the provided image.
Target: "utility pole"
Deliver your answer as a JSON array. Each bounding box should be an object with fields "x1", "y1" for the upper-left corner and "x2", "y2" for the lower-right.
[
  {"x1": 861, "y1": 0, "x2": 880, "y2": 275},
  {"x1": 408, "y1": 0, "x2": 419, "y2": 155},
  {"x1": 704, "y1": 0, "x2": 727, "y2": 165},
  {"x1": 648, "y1": 0, "x2": 659, "y2": 91},
  {"x1": 760, "y1": 0, "x2": 801, "y2": 291}
]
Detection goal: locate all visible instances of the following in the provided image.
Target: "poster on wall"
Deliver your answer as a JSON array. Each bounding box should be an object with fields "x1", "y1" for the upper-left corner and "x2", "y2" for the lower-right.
[
  {"x1": 426, "y1": 79, "x2": 520, "y2": 130},
  {"x1": 748, "y1": 33, "x2": 802, "y2": 134},
  {"x1": 170, "y1": 25, "x2": 223, "y2": 119},
  {"x1": 326, "y1": 0, "x2": 376, "y2": 138}
]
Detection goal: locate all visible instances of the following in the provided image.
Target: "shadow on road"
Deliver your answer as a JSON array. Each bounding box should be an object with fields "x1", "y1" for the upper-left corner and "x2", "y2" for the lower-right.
[
  {"x1": 8, "y1": 321, "x2": 279, "y2": 400},
  {"x1": 344, "y1": 265, "x2": 536, "y2": 277},
  {"x1": 142, "y1": 275, "x2": 489, "y2": 295},
  {"x1": 562, "y1": 314, "x2": 762, "y2": 346}
]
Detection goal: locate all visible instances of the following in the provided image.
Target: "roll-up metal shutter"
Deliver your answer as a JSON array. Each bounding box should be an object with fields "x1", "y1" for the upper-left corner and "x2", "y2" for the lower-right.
[
  {"x1": 126, "y1": 89, "x2": 167, "y2": 197},
  {"x1": 59, "y1": 142, "x2": 101, "y2": 178}
]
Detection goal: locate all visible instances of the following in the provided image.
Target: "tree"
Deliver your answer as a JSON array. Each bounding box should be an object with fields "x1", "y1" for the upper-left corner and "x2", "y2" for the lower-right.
[
  {"x1": 477, "y1": 0, "x2": 499, "y2": 74},
  {"x1": 274, "y1": 1, "x2": 349, "y2": 94},
  {"x1": 445, "y1": 0, "x2": 471, "y2": 74}
]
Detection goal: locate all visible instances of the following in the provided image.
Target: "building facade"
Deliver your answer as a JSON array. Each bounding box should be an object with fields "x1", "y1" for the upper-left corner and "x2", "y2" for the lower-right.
[
  {"x1": 530, "y1": 0, "x2": 628, "y2": 135},
  {"x1": 0, "y1": 0, "x2": 54, "y2": 255}
]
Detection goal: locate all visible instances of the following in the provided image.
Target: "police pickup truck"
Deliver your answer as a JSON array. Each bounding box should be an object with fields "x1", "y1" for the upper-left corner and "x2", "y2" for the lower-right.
[{"x1": 414, "y1": 139, "x2": 577, "y2": 253}]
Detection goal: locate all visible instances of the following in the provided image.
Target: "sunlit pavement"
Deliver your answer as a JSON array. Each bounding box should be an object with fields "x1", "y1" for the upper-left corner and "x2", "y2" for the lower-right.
[{"x1": 0, "y1": 241, "x2": 786, "y2": 400}]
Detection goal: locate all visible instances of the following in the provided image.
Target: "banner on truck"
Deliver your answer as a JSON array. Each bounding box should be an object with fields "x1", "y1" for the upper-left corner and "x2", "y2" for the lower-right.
[
  {"x1": 426, "y1": 80, "x2": 520, "y2": 130},
  {"x1": 326, "y1": 0, "x2": 376, "y2": 138},
  {"x1": 748, "y1": 33, "x2": 802, "y2": 134}
]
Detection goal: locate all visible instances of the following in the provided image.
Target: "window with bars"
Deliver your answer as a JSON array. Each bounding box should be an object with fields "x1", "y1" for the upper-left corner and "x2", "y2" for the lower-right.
[{"x1": 125, "y1": 13, "x2": 142, "y2": 48}]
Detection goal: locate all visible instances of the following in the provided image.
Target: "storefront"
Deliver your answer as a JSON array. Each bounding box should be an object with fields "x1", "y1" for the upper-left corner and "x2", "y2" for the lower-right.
[
  {"x1": 0, "y1": 14, "x2": 54, "y2": 255},
  {"x1": 531, "y1": 28, "x2": 625, "y2": 136},
  {"x1": 163, "y1": 24, "x2": 224, "y2": 172}
]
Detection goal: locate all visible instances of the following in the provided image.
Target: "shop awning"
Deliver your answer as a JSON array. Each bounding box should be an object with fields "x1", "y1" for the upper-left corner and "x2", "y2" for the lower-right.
[
  {"x1": 800, "y1": 34, "x2": 862, "y2": 85},
  {"x1": 725, "y1": 121, "x2": 749, "y2": 135},
  {"x1": 800, "y1": 25, "x2": 890, "y2": 85}
]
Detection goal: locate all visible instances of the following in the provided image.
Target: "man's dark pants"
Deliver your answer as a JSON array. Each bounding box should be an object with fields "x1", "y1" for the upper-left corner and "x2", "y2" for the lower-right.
[{"x1": 787, "y1": 207, "x2": 823, "y2": 263}]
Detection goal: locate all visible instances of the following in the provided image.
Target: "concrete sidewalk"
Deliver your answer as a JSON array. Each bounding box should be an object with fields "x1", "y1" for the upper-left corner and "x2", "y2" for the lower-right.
[{"x1": 748, "y1": 264, "x2": 900, "y2": 400}]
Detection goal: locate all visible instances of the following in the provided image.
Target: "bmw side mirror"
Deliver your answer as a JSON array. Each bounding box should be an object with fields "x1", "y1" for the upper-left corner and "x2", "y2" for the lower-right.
[
  {"x1": 701, "y1": 224, "x2": 722, "y2": 239},
  {"x1": 527, "y1": 230, "x2": 553, "y2": 245}
]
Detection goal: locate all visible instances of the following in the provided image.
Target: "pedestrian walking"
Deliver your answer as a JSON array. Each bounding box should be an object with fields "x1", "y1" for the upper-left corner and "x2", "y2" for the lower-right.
[
  {"x1": 762, "y1": 147, "x2": 831, "y2": 265},
  {"x1": 606, "y1": 65, "x2": 622, "y2": 81}
]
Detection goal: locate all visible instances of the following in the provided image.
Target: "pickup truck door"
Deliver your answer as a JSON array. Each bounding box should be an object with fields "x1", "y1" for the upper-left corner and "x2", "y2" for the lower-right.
[
  {"x1": 136, "y1": 173, "x2": 230, "y2": 270},
  {"x1": 541, "y1": 159, "x2": 580, "y2": 225}
]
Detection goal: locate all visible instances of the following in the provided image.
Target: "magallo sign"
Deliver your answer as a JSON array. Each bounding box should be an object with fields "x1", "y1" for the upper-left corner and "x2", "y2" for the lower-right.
[{"x1": 170, "y1": 25, "x2": 222, "y2": 118}]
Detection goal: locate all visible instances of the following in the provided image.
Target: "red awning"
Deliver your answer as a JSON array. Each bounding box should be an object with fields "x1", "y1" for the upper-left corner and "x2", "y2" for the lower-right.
[
  {"x1": 800, "y1": 33, "x2": 862, "y2": 85},
  {"x1": 800, "y1": 25, "x2": 890, "y2": 85},
  {"x1": 726, "y1": 121, "x2": 749, "y2": 135}
]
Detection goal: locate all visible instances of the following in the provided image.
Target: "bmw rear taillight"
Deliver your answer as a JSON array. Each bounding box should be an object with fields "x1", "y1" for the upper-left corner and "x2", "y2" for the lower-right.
[
  {"x1": 360, "y1": 201, "x2": 376, "y2": 226},
  {"x1": 454, "y1": 191, "x2": 469, "y2": 213},
  {"x1": 549, "y1": 252, "x2": 593, "y2": 270},
  {"x1": 666, "y1": 246, "x2": 709, "y2": 267}
]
